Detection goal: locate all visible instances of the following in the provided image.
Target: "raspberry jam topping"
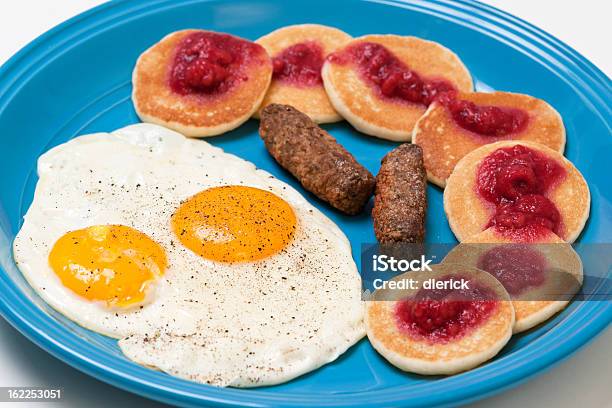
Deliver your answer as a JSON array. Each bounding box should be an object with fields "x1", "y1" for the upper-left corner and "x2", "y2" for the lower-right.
[
  {"x1": 477, "y1": 145, "x2": 566, "y2": 240},
  {"x1": 169, "y1": 31, "x2": 265, "y2": 96},
  {"x1": 272, "y1": 41, "x2": 324, "y2": 87},
  {"x1": 329, "y1": 42, "x2": 456, "y2": 106},
  {"x1": 477, "y1": 244, "x2": 547, "y2": 295},
  {"x1": 329, "y1": 41, "x2": 529, "y2": 136},
  {"x1": 445, "y1": 99, "x2": 529, "y2": 137},
  {"x1": 489, "y1": 194, "x2": 561, "y2": 237},
  {"x1": 395, "y1": 277, "x2": 497, "y2": 343}
]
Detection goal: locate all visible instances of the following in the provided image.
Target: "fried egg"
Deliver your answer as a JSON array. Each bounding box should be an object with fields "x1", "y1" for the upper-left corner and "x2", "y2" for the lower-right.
[{"x1": 13, "y1": 123, "x2": 364, "y2": 387}]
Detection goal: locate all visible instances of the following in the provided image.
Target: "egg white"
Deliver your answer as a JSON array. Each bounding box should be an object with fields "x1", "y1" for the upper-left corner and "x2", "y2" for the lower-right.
[{"x1": 13, "y1": 123, "x2": 365, "y2": 387}]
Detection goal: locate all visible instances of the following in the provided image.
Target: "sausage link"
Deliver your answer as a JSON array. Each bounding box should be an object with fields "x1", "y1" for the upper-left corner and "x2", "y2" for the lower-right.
[
  {"x1": 373, "y1": 144, "x2": 427, "y2": 243},
  {"x1": 259, "y1": 104, "x2": 375, "y2": 215}
]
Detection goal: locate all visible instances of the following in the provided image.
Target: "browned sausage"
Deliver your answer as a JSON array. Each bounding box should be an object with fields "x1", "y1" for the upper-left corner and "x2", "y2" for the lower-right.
[
  {"x1": 259, "y1": 104, "x2": 375, "y2": 215},
  {"x1": 373, "y1": 144, "x2": 427, "y2": 243}
]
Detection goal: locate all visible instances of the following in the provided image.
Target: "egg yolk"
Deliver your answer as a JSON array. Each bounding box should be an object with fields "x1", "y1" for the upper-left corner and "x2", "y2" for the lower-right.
[
  {"x1": 48, "y1": 225, "x2": 166, "y2": 309},
  {"x1": 172, "y1": 186, "x2": 296, "y2": 263}
]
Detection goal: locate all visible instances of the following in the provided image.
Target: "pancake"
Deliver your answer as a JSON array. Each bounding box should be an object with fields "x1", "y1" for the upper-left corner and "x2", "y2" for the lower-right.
[
  {"x1": 444, "y1": 140, "x2": 590, "y2": 243},
  {"x1": 132, "y1": 29, "x2": 272, "y2": 137},
  {"x1": 255, "y1": 24, "x2": 351, "y2": 123},
  {"x1": 365, "y1": 264, "x2": 514, "y2": 375},
  {"x1": 413, "y1": 91, "x2": 566, "y2": 187},
  {"x1": 322, "y1": 35, "x2": 472, "y2": 141},
  {"x1": 443, "y1": 238, "x2": 583, "y2": 333}
]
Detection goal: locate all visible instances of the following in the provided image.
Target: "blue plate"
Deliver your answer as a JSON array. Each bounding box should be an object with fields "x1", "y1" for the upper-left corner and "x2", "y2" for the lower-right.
[{"x1": 0, "y1": 1, "x2": 610, "y2": 407}]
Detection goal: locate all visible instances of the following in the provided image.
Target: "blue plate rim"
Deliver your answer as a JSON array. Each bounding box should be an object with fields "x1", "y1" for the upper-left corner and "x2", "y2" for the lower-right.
[{"x1": 0, "y1": 1, "x2": 610, "y2": 407}]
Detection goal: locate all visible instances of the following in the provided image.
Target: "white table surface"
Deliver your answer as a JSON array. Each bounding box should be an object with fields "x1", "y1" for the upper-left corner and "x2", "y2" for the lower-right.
[{"x1": 0, "y1": 1, "x2": 609, "y2": 407}]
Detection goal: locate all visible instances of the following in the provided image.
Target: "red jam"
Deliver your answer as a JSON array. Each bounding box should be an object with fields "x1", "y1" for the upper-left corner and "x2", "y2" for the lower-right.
[
  {"x1": 477, "y1": 244, "x2": 547, "y2": 295},
  {"x1": 329, "y1": 41, "x2": 529, "y2": 136},
  {"x1": 489, "y1": 194, "x2": 561, "y2": 236},
  {"x1": 394, "y1": 277, "x2": 497, "y2": 343},
  {"x1": 477, "y1": 145, "x2": 566, "y2": 240},
  {"x1": 444, "y1": 99, "x2": 529, "y2": 137},
  {"x1": 169, "y1": 31, "x2": 265, "y2": 96},
  {"x1": 329, "y1": 42, "x2": 456, "y2": 106},
  {"x1": 272, "y1": 41, "x2": 324, "y2": 87}
]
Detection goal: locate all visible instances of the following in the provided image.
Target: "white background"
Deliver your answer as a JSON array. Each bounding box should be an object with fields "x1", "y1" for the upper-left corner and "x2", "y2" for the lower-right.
[{"x1": 0, "y1": 1, "x2": 610, "y2": 407}]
